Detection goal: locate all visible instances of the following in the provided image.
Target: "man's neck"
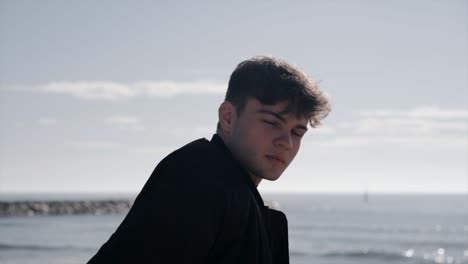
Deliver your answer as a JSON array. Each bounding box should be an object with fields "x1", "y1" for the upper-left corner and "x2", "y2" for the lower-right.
[
  {"x1": 249, "y1": 174, "x2": 262, "y2": 187},
  {"x1": 216, "y1": 132, "x2": 262, "y2": 188}
]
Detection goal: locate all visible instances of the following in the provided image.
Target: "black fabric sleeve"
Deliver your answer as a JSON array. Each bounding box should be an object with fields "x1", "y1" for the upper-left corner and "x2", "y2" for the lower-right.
[
  {"x1": 87, "y1": 156, "x2": 228, "y2": 264},
  {"x1": 266, "y1": 209, "x2": 289, "y2": 264}
]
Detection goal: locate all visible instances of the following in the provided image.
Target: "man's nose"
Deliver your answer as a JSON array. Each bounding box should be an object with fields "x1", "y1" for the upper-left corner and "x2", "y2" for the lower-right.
[{"x1": 273, "y1": 132, "x2": 293, "y2": 150}]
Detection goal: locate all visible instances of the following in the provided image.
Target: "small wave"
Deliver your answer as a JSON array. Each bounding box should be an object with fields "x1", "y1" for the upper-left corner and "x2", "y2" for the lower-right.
[
  {"x1": 0, "y1": 242, "x2": 94, "y2": 252},
  {"x1": 0, "y1": 222, "x2": 27, "y2": 227},
  {"x1": 322, "y1": 248, "x2": 468, "y2": 264},
  {"x1": 322, "y1": 248, "x2": 407, "y2": 261}
]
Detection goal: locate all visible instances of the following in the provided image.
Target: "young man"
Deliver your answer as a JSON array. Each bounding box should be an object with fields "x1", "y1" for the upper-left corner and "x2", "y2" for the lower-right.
[{"x1": 88, "y1": 56, "x2": 330, "y2": 264}]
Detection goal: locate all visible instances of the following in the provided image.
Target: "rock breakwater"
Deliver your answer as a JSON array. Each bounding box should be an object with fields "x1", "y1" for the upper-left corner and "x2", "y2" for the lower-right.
[{"x1": 0, "y1": 200, "x2": 133, "y2": 217}]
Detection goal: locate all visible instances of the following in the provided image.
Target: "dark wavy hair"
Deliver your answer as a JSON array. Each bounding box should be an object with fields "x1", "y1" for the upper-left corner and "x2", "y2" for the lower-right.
[{"x1": 224, "y1": 56, "x2": 331, "y2": 127}]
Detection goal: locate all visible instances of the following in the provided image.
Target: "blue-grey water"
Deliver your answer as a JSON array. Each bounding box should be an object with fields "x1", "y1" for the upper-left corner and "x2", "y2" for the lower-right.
[{"x1": 0, "y1": 193, "x2": 467, "y2": 264}]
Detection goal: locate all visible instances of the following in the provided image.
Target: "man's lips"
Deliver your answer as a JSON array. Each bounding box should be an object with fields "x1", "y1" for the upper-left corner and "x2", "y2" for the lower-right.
[{"x1": 266, "y1": 155, "x2": 285, "y2": 164}]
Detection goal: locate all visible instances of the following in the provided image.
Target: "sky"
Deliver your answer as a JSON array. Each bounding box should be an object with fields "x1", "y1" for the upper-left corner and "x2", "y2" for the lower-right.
[{"x1": 0, "y1": 0, "x2": 467, "y2": 194}]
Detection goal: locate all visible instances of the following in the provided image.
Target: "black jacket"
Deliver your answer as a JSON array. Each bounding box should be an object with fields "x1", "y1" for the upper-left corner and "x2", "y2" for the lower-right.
[{"x1": 88, "y1": 134, "x2": 289, "y2": 264}]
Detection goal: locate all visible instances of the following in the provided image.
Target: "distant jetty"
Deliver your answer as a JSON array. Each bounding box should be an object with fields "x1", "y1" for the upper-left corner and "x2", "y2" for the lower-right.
[
  {"x1": 0, "y1": 200, "x2": 133, "y2": 217},
  {"x1": 0, "y1": 199, "x2": 280, "y2": 217}
]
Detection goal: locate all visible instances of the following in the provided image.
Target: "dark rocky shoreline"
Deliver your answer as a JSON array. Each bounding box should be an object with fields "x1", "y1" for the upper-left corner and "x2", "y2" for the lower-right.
[
  {"x1": 0, "y1": 200, "x2": 133, "y2": 217},
  {"x1": 0, "y1": 199, "x2": 280, "y2": 217}
]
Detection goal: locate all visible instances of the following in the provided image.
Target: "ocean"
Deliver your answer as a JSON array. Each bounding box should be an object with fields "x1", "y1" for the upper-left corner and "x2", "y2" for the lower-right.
[{"x1": 0, "y1": 193, "x2": 466, "y2": 264}]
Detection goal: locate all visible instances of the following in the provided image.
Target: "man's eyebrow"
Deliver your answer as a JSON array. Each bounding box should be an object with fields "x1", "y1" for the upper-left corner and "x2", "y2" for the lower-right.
[
  {"x1": 257, "y1": 109, "x2": 308, "y2": 131},
  {"x1": 257, "y1": 109, "x2": 286, "y2": 122}
]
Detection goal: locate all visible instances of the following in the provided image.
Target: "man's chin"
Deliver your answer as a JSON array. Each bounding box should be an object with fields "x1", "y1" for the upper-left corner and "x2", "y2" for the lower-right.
[
  {"x1": 262, "y1": 174, "x2": 282, "y2": 182},
  {"x1": 249, "y1": 169, "x2": 283, "y2": 185}
]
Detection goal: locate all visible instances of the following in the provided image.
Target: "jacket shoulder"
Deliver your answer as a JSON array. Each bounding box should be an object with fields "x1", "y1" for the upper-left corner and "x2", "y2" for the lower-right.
[
  {"x1": 147, "y1": 137, "x2": 247, "y2": 192},
  {"x1": 267, "y1": 208, "x2": 287, "y2": 221}
]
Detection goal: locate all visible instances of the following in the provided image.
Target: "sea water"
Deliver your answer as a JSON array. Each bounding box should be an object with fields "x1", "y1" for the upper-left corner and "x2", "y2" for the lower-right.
[{"x1": 0, "y1": 193, "x2": 466, "y2": 264}]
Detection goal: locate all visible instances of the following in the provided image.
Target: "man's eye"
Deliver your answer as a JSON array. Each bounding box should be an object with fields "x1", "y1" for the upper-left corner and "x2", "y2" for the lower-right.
[
  {"x1": 292, "y1": 130, "x2": 305, "y2": 138},
  {"x1": 263, "y1": 120, "x2": 278, "y2": 126}
]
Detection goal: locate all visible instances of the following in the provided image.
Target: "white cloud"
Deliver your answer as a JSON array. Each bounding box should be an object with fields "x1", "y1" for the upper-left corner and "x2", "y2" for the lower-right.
[
  {"x1": 42, "y1": 80, "x2": 226, "y2": 101},
  {"x1": 133, "y1": 81, "x2": 225, "y2": 97},
  {"x1": 43, "y1": 81, "x2": 136, "y2": 101},
  {"x1": 358, "y1": 106, "x2": 468, "y2": 119},
  {"x1": 351, "y1": 106, "x2": 468, "y2": 136},
  {"x1": 315, "y1": 135, "x2": 467, "y2": 150},
  {"x1": 38, "y1": 118, "x2": 57, "y2": 126},
  {"x1": 106, "y1": 115, "x2": 144, "y2": 131},
  {"x1": 353, "y1": 117, "x2": 468, "y2": 136},
  {"x1": 407, "y1": 106, "x2": 468, "y2": 119},
  {"x1": 314, "y1": 106, "x2": 468, "y2": 150}
]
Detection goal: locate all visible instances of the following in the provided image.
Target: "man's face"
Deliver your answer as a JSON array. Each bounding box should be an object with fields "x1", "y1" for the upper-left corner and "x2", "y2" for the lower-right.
[{"x1": 225, "y1": 98, "x2": 309, "y2": 183}]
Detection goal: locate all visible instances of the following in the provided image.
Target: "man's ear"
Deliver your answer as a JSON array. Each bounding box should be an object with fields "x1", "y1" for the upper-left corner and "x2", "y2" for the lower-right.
[{"x1": 218, "y1": 101, "x2": 235, "y2": 138}]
